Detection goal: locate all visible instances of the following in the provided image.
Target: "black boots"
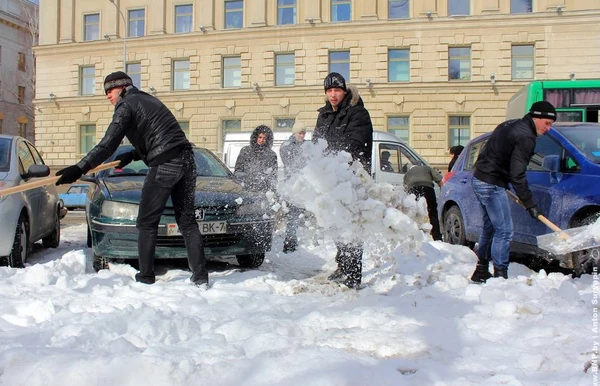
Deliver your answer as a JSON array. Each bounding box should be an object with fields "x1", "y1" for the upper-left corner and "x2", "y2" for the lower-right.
[
  {"x1": 283, "y1": 237, "x2": 297, "y2": 254},
  {"x1": 493, "y1": 266, "x2": 508, "y2": 279},
  {"x1": 470, "y1": 260, "x2": 492, "y2": 283}
]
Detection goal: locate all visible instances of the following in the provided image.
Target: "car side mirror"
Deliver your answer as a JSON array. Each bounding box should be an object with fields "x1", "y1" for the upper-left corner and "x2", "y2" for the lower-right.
[
  {"x1": 542, "y1": 154, "x2": 562, "y2": 183},
  {"x1": 23, "y1": 164, "x2": 50, "y2": 179},
  {"x1": 80, "y1": 174, "x2": 97, "y2": 183}
]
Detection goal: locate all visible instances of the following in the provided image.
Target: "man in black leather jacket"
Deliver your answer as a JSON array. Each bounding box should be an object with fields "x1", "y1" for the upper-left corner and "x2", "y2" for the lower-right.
[
  {"x1": 470, "y1": 101, "x2": 556, "y2": 283},
  {"x1": 55, "y1": 71, "x2": 208, "y2": 287},
  {"x1": 313, "y1": 72, "x2": 373, "y2": 289}
]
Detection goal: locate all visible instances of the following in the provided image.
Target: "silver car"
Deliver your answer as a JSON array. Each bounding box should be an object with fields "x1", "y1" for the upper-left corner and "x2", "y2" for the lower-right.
[{"x1": 0, "y1": 135, "x2": 61, "y2": 267}]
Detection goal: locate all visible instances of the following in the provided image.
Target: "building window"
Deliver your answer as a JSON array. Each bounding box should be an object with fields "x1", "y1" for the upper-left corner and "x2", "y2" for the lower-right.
[
  {"x1": 18, "y1": 52, "x2": 25, "y2": 71},
  {"x1": 389, "y1": 0, "x2": 409, "y2": 19},
  {"x1": 126, "y1": 62, "x2": 142, "y2": 89},
  {"x1": 222, "y1": 119, "x2": 241, "y2": 144},
  {"x1": 172, "y1": 60, "x2": 190, "y2": 90},
  {"x1": 128, "y1": 9, "x2": 145, "y2": 37},
  {"x1": 17, "y1": 86, "x2": 25, "y2": 104},
  {"x1": 175, "y1": 4, "x2": 193, "y2": 33},
  {"x1": 18, "y1": 123, "x2": 26, "y2": 137},
  {"x1": 80, "y1": 66, "x2": 96, "y2": 95},
  {"x1": 225, "y1": 0, "x2": 243, "y2": 29},
  {"x1": 449, "y1": 116, "x2": 470, "y2": 146},
  {"x1": 84, "y1": 14, "x2": 99, "y2": 41},
  {"x1": 275, "y1": 118, "x2": 295, "y2": 131},
  {"x1": 448, "y1": 47, "x2": 471, "y2": 81},
  {"x1": 388, "y1": 116, "x2": 410, "y2": 142},
  {"x1": 388, "y1": 49, "x2": 410, "y2": 82},
  {"x1": 448, "y1": 0, "x2": 469, "y2": 16},
  {"x1": 80, "y1": 125, "x2": 96, "y2": 154},
  {"x1": 511, "y1": 45, "x2": 534, "y2": 80},
  {"x1": 223, "y1": 56, "x2": 241, "y2": 88},
  {"x1": 331, "y1": 0, "x2": 351, "y2": 22},
  {"x1": 278, "y1": 0, "x2": 296, "y2": 25},
  {"x1": 511, "y1": 0, "x2": 532, "y2": 14},
  {"x1": 275, "y1": 53, "x2": 295, "y2": 86},
  {"x1": 329, "y1": 51, "x2": 350, "y2": 82},
  {"x1": 180, "y1": 121, "x2": 190, "y2": 138}
]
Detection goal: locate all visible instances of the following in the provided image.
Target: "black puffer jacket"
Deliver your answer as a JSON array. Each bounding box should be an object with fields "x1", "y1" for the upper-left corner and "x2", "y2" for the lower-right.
[
  {"x1": 280, "y1": 134, "x2": 307, "y2": 180},
  {"x1": 313, "y1": 85, "x2": 373, "y2": 173},
  {"x1": 473, "y1": 115, "x2": 538, "y2": 208},
  {"x1": 77, "y1": 86, "x2": 189, "y2": 172},
  {"x1": 234, "y1": 125, "x2": 278, "y2": 192}
]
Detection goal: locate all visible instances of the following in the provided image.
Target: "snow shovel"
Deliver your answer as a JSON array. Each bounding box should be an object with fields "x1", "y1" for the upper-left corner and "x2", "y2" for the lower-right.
[
  {"x1": 506, "y1": 190, "x2": 600, "y2": 255},
  {"x1": 0, "y1": 161, "x2": 120, "y2": 198}
]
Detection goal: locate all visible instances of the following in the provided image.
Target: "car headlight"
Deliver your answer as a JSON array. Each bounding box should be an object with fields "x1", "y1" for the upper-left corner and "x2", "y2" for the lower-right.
[
  {"x1": 101, "y1": 201, "x2": 139, "y2": 221},
  {"x1": 236, "y1": 202, "x2": 267, "y2": 216}
]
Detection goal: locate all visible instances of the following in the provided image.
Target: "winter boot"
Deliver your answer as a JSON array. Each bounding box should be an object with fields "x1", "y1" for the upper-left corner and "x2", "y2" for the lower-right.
[
  {"x1": 327, "y1": 267, "x2": 346, "y2": 281},
  {"x1": 135, "y1": 273, "x2": 156, "y2": 285},
  {"x1": 282, "y1": 237, "x2": 297, "y2": 254},
  {"x1": 470, "y1": 260, "x2": 492, "y2": 283},
  {"x1": 493, "y1": 266, "x2": 508, "y2": 279}
]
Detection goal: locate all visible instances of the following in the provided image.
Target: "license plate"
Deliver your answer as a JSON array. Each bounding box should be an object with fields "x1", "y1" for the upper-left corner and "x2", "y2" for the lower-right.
[{"x1": 166, "y1": 221, "x2": 227, "y2": 236}]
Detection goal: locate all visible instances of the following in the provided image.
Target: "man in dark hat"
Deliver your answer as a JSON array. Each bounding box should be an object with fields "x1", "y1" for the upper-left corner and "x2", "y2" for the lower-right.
[
  {"x1": 54, "y1": 71, "x2": 209, "y2": 287},
  {"x1": 313, "y1": 71, "x2": 373, "y2": 289},
  {"x1": 469, "y1": 101, "x2": 556, "y2": 283}
]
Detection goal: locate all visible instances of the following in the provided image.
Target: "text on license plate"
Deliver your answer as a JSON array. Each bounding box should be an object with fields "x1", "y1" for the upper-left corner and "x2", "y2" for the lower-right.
[{"x1": 166, "y1": 221, "x2": 227, "y2": 236}]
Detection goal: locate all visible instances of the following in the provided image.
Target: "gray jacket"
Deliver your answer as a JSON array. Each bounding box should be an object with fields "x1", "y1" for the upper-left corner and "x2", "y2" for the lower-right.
[{"x1": 403, "y1": 165, "x2": 443, "y2": 189}]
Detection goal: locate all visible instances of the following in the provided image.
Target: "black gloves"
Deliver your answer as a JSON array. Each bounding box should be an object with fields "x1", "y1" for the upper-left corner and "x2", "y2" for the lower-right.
[
  {"x1": 115, "y1": 150, "x2": 138, "y2": 169},
  {"x1": 55, "y1": 165, "x2": 83, "y2": 185},
  {"x1": 527, "y1": 205, "x2": 543, "y2": 220}
]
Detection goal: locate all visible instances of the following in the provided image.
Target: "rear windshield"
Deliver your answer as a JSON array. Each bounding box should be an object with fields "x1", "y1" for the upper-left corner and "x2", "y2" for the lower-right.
[
  {"x1": 103, "y1": 147, "x2": 231, "y2": 178},
  {"x1": 555, "y1": 127, "x2": 600, "y2": 163},
  {"x1": 0, "y1": 138, "x2": 10, "y2": 171}
]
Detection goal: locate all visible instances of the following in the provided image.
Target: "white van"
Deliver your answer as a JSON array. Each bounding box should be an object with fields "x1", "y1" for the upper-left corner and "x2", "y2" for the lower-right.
[{"x1": 222, "y1": 130, "x2": 433, "y2": 187}]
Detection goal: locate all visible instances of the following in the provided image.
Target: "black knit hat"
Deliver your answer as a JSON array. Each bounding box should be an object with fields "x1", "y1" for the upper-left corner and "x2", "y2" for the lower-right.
[
  {"x1": 529, "y1": 101, "x2": 557, "y2": 121},
  {"x1": 104, "y1": 71, "x2": 133, "y2": 94},
  {"x1": 324, "y1": 72, "x2": 347, "y2": 92}
]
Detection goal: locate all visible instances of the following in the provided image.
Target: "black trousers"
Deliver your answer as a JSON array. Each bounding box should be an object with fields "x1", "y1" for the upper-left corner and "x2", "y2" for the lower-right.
[
  {"x1": 136, "y1": 148, "x2": 207, "y2": 282},
  {"x1": 408, "y1": 185, "x2": 442, "y2": 241}
]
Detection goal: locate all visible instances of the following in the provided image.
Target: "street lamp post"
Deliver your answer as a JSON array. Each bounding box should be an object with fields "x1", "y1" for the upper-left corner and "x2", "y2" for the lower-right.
[{"x1": 109, "y1": 0, "x2": 127, "y2": 71}]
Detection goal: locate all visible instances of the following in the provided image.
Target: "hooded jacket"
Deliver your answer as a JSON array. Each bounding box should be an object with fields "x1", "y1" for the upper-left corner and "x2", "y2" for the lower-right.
[
  {"x1": 313, "y1": 85, "x2": 373, "y2": 173},
  {"x1": 280, "y1": 134, "x2": 307, "y2": 180},
  {"x1": 234, "y1": 125, "x2": 278, "y2": 192},
  {"x1": 77, "y1": 86, "x2": 189, "y2": 172},
  {"x1": 473, "y1": 115, "x2": 538, "y2": 208}
]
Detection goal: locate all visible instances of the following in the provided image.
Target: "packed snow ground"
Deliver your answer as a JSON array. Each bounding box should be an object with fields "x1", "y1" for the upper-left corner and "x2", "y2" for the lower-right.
[{"x1": 1, "y1": 145, "x2": 599, "y2": 386}]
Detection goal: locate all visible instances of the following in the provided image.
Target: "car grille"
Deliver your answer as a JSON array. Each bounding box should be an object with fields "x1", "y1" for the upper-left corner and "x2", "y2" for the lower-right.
[
  {"x1": 162, "y1": 206, "x2": 237, "y2": 220},
  {"x1": 156, "y1": 233, "x2": 242, "y2": 248}
]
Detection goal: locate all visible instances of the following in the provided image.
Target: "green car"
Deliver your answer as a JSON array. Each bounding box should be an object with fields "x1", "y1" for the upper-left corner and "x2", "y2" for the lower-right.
[{"x1": 82, "y1": 145, "x2": 274, "y2": 272}]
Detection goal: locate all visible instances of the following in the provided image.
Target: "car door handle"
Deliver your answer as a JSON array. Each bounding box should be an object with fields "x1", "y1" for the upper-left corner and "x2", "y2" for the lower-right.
[{"x1": 459, "y1": 178, "x2": 468, "y2": 184}]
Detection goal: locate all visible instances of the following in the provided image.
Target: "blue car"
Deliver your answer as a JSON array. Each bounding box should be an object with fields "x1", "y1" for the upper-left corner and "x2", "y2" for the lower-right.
[
  {"x1": 439, "y1": 122, "x2": 600, "y2": 274},
  {"x1": 59, "y1": 183, "x2": 89, "y2": 210}
]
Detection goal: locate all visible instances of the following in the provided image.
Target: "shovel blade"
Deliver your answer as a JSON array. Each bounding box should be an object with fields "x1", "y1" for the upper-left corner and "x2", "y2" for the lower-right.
[{"x1": 537, "y1": 225, "x2": 600, "y2": 255}]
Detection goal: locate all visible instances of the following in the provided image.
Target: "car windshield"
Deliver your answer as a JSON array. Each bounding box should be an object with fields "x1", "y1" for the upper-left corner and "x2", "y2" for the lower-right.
[
  {"x1": 555, "y1": 126, "x2": 600, "y2": 164},
  {"x1": 0, "y1": 138, "x2": 10, "y2": 171},
  {"x1": 104, "y1": 147, "x2": 231, "y2": 177}
]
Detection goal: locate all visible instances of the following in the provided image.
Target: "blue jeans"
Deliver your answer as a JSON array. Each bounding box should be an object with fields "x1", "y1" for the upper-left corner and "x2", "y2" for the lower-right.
[{"x1": 471, "y1": 178, "x2": 513, "y2": 269}]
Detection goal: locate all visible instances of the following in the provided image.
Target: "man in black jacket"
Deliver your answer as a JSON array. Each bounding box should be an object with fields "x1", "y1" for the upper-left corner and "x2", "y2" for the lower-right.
[
  {"x1": 55, "y1": 71, "x2": 209, "y2": 287},
  {"x1": 470, "y1": 101, "x2": 556, "y2": 282},
  {"x1": 313, "y1": 72, "x2": 373, "y2": 289}
]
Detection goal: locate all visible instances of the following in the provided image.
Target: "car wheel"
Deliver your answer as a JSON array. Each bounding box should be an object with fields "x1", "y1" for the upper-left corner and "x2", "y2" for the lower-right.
[
  {"x1": 236, "y1": 253, "x2": 265, "y2": 269},
  {"x1": 443, "y1": 205, "x2": 468, "y2": 246},
  {"x1": 571, "y1": 212, "x2": 600, "y2": 276},
  {"x1": 9, "y1": 214, "x2": 28, "y2": 268},
  {"x1": 93, "y1": 253, "x2": 109, "y2": 272},
  {"x1": 42, "y1": 211, "x2": 61, "y2": 248}
]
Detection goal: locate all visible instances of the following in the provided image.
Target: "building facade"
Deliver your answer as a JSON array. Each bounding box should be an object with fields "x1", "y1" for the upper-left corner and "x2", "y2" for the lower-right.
[
  {"x1": 35, "y1": 0, "x2": 600, "y2": 168},
  {"x1": 0, "y1": 0, "x2": 37, "y2": 140}
]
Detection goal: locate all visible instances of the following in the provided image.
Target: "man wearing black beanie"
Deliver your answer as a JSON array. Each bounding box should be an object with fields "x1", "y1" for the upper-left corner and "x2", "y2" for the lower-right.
[
  {"x1": 469, "y1": 100, "x2": 556, "y2": 283},
  {"x1": 54, "y1": 71, "x2": 209, "y2": 288}
]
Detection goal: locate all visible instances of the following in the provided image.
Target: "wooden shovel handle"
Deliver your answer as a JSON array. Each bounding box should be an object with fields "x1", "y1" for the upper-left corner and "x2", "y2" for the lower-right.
[
  {"x1": 505, "y1": 189, "x2": 570, "y2": 239},
  {"x1": 0, "y1": 161, "x2": 120, "y2": 198}
]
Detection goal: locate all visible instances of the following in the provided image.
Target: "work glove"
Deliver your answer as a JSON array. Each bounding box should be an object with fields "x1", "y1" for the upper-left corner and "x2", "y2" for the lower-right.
[
  {"x1": 527, "y1": 205, "x2": 544, "y2": 220},
  {"x1": 114, "y1": 150, "x2": 138, "y2": 169},
  {"x1": 55, "y1": 165, "x2": 83, "y2": 185}
]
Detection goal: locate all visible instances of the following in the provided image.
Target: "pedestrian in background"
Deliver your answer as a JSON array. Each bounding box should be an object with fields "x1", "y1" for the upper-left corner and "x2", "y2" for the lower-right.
[
  {"x1": 313, "y1": 72, "x2": 373, "y2": 289},
  {"x1": 404, "y1": 165, "x2": 443, "y2": 241},
  {"x1": 280, "y1": 121, "x2": 308, "y2": 253},
  {"x1": 234, "y1": 125, "x2": 278, "y2": 193},
  {"x1": 470, "y1": 101, "x2": 556, "y2": 282},
  {"x1": 55, "y1": 71, "x2": 209, "y2": 287},
  {"x1": 448, "y1": 145, "x2": 464, "y2": 172}
]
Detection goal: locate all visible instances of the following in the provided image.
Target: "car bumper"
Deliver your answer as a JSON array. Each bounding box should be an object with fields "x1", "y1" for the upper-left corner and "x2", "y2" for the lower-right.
[{"x1": 90, "y1": 218, "x2": 274, "y2": 260}]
